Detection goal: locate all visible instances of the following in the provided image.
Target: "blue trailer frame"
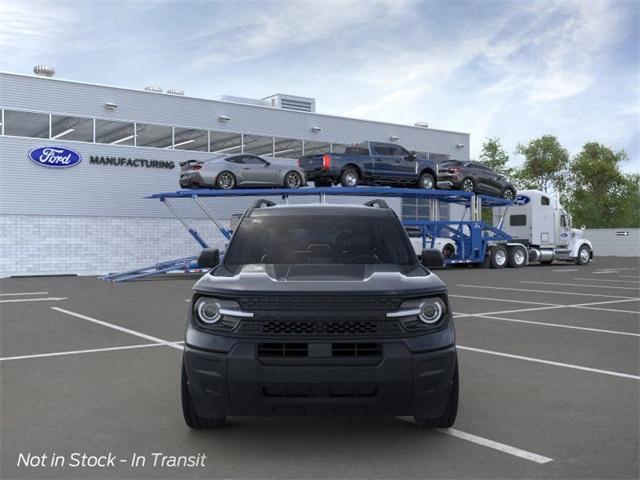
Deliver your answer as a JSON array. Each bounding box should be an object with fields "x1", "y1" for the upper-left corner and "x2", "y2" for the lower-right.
[{"x1": 101, "y1": 187, "x2": 512, "y2": 281}]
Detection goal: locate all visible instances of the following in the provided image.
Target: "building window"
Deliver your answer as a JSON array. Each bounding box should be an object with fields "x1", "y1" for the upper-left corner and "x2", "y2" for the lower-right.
[
  {"x1": 273, "y1": 137, "x2": 303, "y2": 159},
  {"x1": 303, "y1": 140, "x2": 331, "y2": 155},
  {"x1": 135, "y1": 123, "x2": 173, "y2": 148},
  {"x1": 95, "y1": 119, "x2": 135, "y2": 145},
  {"x1": 210, "y1": 131, "x2": 243, "y2": 154},
  {"x1": 173, "y1": 127, "x2": 208, "y2": 151},
  {"x1": 243, "y1": 134, "x2": 274, "y2": 156},
  {"x1": 51, "y1": 114, "x2": 93, "y2": 142},
  {"x1": 3, "y1": 110, "x2": 49, "y2": 138}
]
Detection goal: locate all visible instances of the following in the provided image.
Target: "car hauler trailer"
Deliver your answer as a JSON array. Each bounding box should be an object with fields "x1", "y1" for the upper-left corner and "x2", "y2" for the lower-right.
[
  {"x1": 492, "y1": 190, "x2": 594, "y2": 266},
  {"x1": 100, "y1": 186, "x2": 593, "y2": 282}
]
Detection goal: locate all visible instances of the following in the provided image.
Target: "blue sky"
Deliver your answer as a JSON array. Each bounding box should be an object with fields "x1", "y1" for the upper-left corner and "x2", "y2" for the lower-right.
[{"x1": 1, "y1": 0, "x2": 638, "y2": 172}]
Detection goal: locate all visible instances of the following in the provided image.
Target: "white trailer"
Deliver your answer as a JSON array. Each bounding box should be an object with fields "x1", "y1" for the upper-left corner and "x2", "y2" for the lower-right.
[{"x1": 493, "y1": 190, "x2": 594, "y2": 266}]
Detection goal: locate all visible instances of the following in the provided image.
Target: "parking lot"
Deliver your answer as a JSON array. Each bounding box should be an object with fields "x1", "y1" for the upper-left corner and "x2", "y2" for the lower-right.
[{"x1": 1, "y1": 256, "x2": 638, "y2": 479}]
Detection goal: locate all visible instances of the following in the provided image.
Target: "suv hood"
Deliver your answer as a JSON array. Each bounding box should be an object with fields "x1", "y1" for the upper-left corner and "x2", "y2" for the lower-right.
[{"x1": 194, "y1": 264, "x2": 446, "y2": 295}]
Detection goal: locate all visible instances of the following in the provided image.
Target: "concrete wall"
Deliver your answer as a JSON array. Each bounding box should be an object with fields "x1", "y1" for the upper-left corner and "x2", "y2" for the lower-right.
[{"x1": 584, "y1": 228, "x2": 640, "y2": 257}]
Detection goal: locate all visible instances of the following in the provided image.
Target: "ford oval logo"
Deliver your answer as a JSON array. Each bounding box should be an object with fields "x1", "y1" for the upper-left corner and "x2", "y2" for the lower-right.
[
  {"x1": 513, "y1": 195, "x2": 530, "y2": 206},
  {"x1": 28, "y1": 146, "x2": 82, "y2": 168}
]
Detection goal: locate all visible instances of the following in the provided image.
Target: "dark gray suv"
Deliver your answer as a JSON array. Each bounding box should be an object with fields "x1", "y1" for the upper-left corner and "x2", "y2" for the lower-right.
[{"x1": 181, "y1": 200, "x2": 458, "y2": 429}]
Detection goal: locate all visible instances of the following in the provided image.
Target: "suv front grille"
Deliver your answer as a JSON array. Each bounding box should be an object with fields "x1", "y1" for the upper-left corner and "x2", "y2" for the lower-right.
[
  {"x1": 239, "y1": 320, "x2": 402, "y2": 336},
  {"x1": 237, "y1": 296, "x2": 403, "y2": 312},
  {"x1": 263, "y1": 320, "x2": 377, "y2": 335}
]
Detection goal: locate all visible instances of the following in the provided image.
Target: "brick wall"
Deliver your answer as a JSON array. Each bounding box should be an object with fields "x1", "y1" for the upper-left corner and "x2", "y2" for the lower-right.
[{"x1": 0, "y1": 215, "x2": 229, "y2": 277}]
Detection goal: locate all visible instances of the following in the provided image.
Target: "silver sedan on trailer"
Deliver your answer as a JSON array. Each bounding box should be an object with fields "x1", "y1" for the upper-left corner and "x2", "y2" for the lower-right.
[{"x1": 179, "y1": 154, "x2": 307, "y2": 189}]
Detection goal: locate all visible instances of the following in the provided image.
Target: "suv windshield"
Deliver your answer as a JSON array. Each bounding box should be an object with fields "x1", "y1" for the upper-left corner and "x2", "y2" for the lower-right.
[{"x1": 224, "y1": 214, "x2": 416, "y2": 265}]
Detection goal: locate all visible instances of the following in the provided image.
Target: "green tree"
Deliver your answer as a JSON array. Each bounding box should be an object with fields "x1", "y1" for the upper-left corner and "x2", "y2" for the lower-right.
[
  {"x1": 565, "y1": 142, "x2": 638, "y2": 228},
  {"x1": 479, "y1": 137, "x2": 513, "y2": 176},
  {"x1": 516, "y1": 135, "x2": 569, "y2": 193}
]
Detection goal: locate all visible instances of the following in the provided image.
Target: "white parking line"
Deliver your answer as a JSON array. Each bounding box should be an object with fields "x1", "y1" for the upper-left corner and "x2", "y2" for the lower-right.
[
  {"x1": 456, "y1": 284, "x2": 636, "y2": 299},
  {"x1": 459, "y1": 315, "x2": 639, "y2": 337},
  {"x1": 449, "y1": 294, "x2": 562, "y2": 307},
  {"x1": 453, "y1": 298, "x2": 640, "y2": 318},
  {"x1": 552, "y1": 269, "x2": 579, "y2": 272},
  {"x1": 438, "y1": 428, "x2": 553, "y2": 464},
  {"x1": 51, "y1": 307, "x2": 183, "y2": 351},
  {"x1": 620, "y1": 275, "x2": 640, "y2": 279},
  {"x1": 458, "y1": 346, "x2": 640, "y2": 380},
  {"x1": 572, "y1": 278, "x2": 640, "y2": 284},
  {"x1": 0, "y1": 297, "x2": 67, "y2": 304},
  {"x1": 396, "y1": 419, "x2": 553, "y2": 464},
  {"x1": 0, "y1": 291, "x2": 49, "y2": 296},
  {"x1": 521, "y1": 281, "x2": 640, "y2": 291},
  {"x1": 0, "y1": 342, "x2": 185, "y2": 362}
]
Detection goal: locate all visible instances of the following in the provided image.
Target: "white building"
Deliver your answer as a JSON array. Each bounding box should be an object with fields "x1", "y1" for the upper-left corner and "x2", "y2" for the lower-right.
[{"x1": 0, "y1": 70, "x2": 470, "y2": 277}]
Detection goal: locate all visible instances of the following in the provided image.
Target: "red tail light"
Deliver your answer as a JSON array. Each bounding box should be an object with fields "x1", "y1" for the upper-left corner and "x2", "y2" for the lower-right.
[
  {"x1": 297, "y1": 159, "x2": 301, "y2": 167},
  {"x1": 192, "y1": 165, "x2": 202, "y2": 170},
  {"x1": 448, "y1": 167, "x2": 460, "y2": 173},
  {"x1": 322, "y1": 154, "x2": 332, "y2": 171}
]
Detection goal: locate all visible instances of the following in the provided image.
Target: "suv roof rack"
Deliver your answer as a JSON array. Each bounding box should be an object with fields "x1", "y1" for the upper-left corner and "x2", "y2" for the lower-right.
[{"x1": 364, "y1": 199, "x2": 390, "y2": 209}]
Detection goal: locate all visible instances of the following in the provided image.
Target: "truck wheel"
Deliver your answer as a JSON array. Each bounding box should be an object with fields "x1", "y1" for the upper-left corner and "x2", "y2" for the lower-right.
[
  {"x1": 576, "y1": 245, "x2": 591, "y2": 265},
  {"x1": 181, "y1": 363, "x2": 225, "y2": 429},
  {"x1": 216, "y1": 171, "x2": 236, "y2": 189},
  {"x1": 340, "y1": 168, "x2": 359, "y2": 187},
  {"x1": 418, "y1": 172, "x2": 435, "y2": 190},
  {"x1": 414, "y1": 361, "x2": 458, "y2": 429},
  {"x1": 461, "y1": 178, "x2": 475, "y2": 192},
  {"x1": 490, "y1": 245, "x2": 508, "y2": 269},
  {"x1": 507, "y1": 246, "x2": 526, "y2": 268}
]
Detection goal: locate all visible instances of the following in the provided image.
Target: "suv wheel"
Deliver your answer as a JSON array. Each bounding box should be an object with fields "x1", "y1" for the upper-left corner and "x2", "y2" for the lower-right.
[
  {"x1": 462, "y1": 178, "x2": 475, "y2": 192},
  {"x1": 181, "y1": 363, "x2": 225, "y2": 429},
  {"x1": 216, "y1": 171, "x2": 236, "y2": 190},
  {"x1": 503, "y1": 188, "x2": 515, "y2": 201},
  {"x1": 340, "y1": 168, "x2": 359, "y2": 187},
  {"x1": 419, "y1": 172, "x2": 435, "y2": 190},
  {"x1": 414, "y1": 362, "x2": 458, "y2": 429}
]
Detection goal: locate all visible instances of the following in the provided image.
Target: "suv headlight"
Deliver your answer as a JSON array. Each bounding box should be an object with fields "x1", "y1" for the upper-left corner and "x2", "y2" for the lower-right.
[
  {"x1": 193, "y1": 296, "x2": 253, "y2": 330},
  {"x1": 386, "y1": 297, "x2": 447, "y2": 329}
]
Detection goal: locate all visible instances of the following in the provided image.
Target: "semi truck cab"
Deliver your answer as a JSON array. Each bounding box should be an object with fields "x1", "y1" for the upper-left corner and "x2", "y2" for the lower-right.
[{"x1": 494, "y1": 190, "x2": 593, "y2": 265}]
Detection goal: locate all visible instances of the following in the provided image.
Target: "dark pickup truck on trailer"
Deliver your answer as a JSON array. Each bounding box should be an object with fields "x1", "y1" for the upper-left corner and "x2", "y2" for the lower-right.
[
  {"x1": 298, "y1": 141, "x2": 440, "y2": 189},
  {"x1": 182, "y1": 199, "x2": 458, "y2": 429}
]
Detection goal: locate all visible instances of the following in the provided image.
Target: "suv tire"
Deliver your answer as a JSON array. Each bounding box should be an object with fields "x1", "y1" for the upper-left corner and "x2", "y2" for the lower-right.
[
  {"x1": 414, "y1": 362, "x2": 458, "y2": 429},
  {"x1": 181, "y1": 363, "x2": 225, "y2": 429}
]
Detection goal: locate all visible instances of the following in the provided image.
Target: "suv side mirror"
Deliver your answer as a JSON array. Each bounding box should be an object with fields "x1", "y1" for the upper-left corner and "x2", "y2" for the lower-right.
[
  {"x1": 197, "y1": 248, "x2": 220, "y2": 269},
  {"x1": 421, "y1": 248, "x2": 445, "y2": 268},
  {"x1": 407, "y1": 151, "x2": 417, "y2": 161}
]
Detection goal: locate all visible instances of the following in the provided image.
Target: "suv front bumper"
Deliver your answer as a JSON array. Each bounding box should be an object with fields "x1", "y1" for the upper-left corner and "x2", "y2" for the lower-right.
[{"x1": 183, "y1": 327, "x2": 456, "y2": 418}]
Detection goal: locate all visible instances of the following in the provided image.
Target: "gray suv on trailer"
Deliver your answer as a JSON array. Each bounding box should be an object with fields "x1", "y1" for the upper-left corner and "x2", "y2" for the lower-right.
[{"x1": 181, "y1": 200, "x2": 458, "y2": 429}]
